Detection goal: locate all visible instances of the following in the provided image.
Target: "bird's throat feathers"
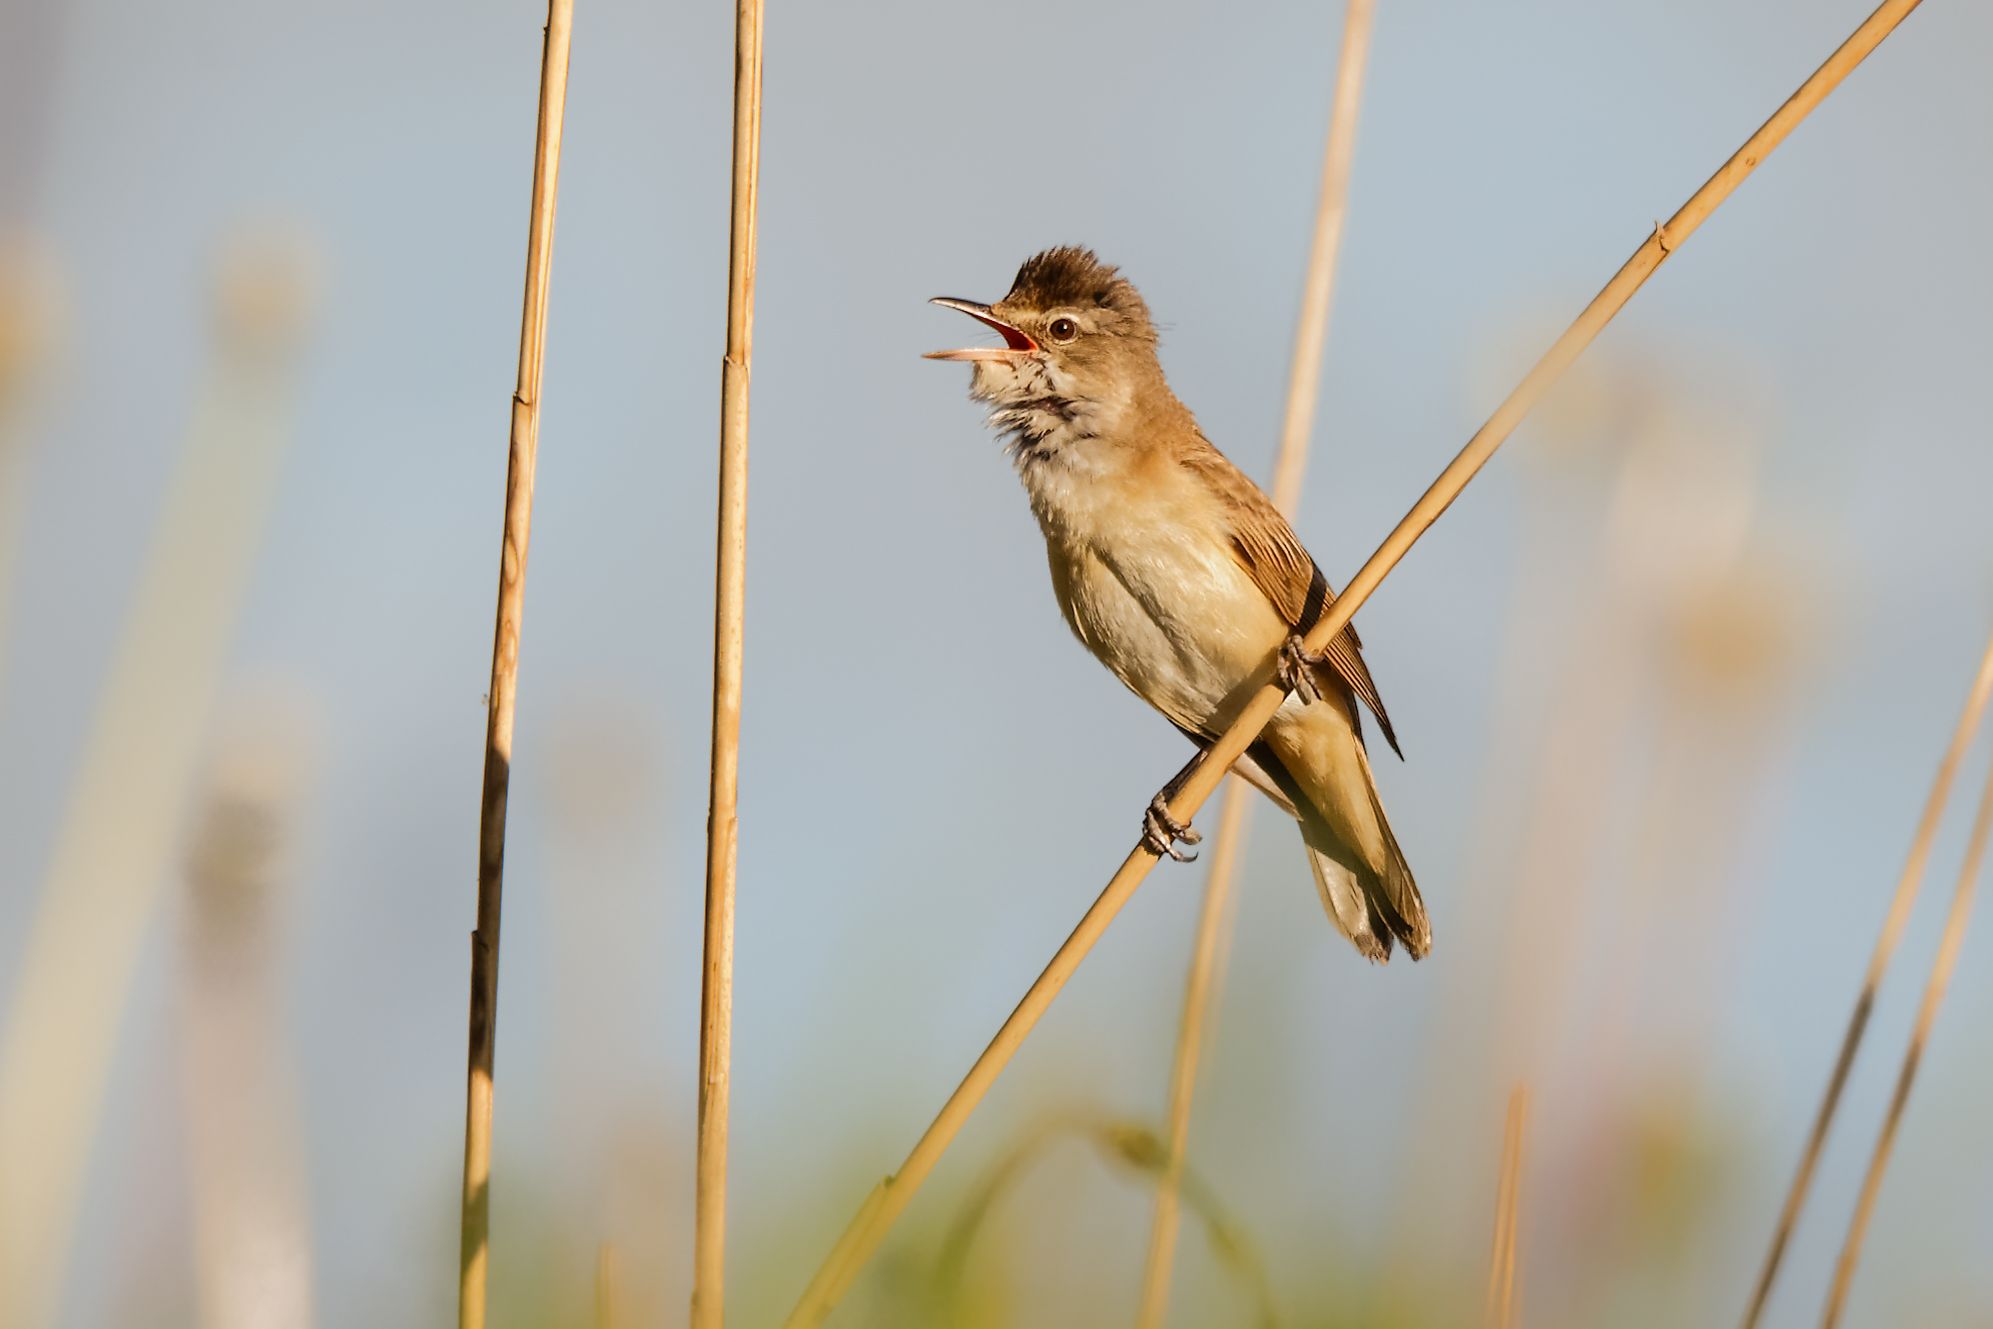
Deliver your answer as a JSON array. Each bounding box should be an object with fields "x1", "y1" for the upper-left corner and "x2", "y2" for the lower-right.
[
  {"x1": 965, "y1": 354, "x2": 1204, "y2": 543},
  {"x1": 967, "y1": 355, "x2": 1097, "y2": 466}
]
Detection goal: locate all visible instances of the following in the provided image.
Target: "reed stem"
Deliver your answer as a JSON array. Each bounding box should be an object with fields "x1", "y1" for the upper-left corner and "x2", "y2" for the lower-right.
[
  {"x1": 692, "y1": 2, "x2": 765, "y2": 1325},
  {"x1": 1740, "y1": 621, "x2": 1993, "y2": 1328},
  {"x1": 1819, "y1": 741, "x2": 1993, "y2": 1326},
  {"x1": 0, "y1": 234, "x2": 312, "y2": 1329},
  {"x1": 1484, "y1": 1086, "x2": 1528, "y2": 1329},
  {"x1": 459, "y1": 6, "x2": 574, "y2": 1326}
]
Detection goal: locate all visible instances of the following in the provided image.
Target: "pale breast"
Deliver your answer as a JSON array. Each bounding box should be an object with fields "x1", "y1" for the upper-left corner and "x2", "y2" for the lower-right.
[{"x1": 1029, "y1": 446, "x2": 1290, "y2": 737}]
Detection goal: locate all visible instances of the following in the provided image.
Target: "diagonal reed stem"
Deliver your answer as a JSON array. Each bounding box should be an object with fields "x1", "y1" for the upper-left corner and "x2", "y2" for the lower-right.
[
  {"x1": 1484, "y1": 1086, "x2": 1528, "y2": 1329},
  {"x1": 1819, "y1": 738, "x2": 1993, "y2": 1326},
  {"x1": 1740, "y1": 621, "x2": 1993, "y2": 1328},
  {"x1": 0, "y1": 235, "x2": 313, "y2": 1329},
  {"x1": 784, "y1": 5, "x2": 1923, "y2": 1322},
  {"x1": 692, "y1": 2, "x2": 765, "y2": 1326},
  {"x1": 459, "y1": 5, "x2": 574, "y2": 1326},
  {"x1": 1135, "y1": 3, "x2": 1377, "y2": 1325}
]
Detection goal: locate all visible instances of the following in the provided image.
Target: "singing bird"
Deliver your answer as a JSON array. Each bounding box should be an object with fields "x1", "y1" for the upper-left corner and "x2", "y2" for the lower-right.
[{"x1": 926, "y1": 246, "x2": 1427, "y2": 962}]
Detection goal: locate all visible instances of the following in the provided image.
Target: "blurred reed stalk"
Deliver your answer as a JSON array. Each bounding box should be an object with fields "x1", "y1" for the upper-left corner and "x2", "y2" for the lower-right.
[
  {"x1": 459, "y1": 5, "x2": 574, "y2": 1327},
  {"x1": 0, "y1": 236, "x2": 62, "y2": 696},
  {"x1": 1135, "y1": 2, "x2": 1376, "y2": 1324},
  {"x1": 1485, "y1": 1087, "x2": 1528, "y2": 1329},
  {"x1": 0, "y1": 230, "x2": 315, "y2": 1329},
  {"x1": 1740, "y1": 621, "x2": 1993, "y2": 1328},
  {"x1": 941, "y1": 1117, "x2": 1276, "y2": 1329},
  {"x1": 693, "y1": 1, "x2": 764, "y2": 1324},
  {"x1": 1374, "y1": 370, "x2": 1646, "y2": 1295},
  {"x1": 1381, "y1": 464, "x2": 1646, "y2": 1294},
  {"x1": 784, "y1": 6, "x2": 1923, "y2": 1320},
  {"x1": 178, "y1": 714, "x2": 316, "y2": 1329},
  {"x1": 596, "y1": 1242, "x2": 622, "y2": 1329},
  {"x1": 1819, "y1": 681, "x2": 1993, "y2": 1326}
]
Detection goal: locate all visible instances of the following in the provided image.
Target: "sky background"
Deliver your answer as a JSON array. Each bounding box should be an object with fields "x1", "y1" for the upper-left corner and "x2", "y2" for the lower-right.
[{"x1": 3, "y1": 0, "x2": 1992, "y2": 1325}]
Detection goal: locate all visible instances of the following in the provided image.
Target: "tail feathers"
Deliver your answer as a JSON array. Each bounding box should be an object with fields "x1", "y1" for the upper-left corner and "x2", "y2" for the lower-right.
[
  {"x1": 1304, "y1": 846, "x2": 1392, "y2": 963},
  {"x1": 1248, "y1": 738, "x2": 1431, "y2": 963},
  {"x1": 1353, "y1": 742, "x2": 1431, "y2": 959}
]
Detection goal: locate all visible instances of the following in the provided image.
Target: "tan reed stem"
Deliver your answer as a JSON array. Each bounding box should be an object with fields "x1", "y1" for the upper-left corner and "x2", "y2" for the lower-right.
[
  {"x1": 459, "y1": 5, "x2": 574, "y2": 1326},
  {"x1": 179, "y1": 723, "x2": 317, "y2": 1329},
  {"x1": 1485, "y1": 1086, "x2": 1528, "y2": 1329},
  {"x1": 1819, "y1": 743, "x2": 1993, "y2": 1326},
  {"x1": 784, "y1": 5, "x2": 1922, "y2": 1321},
  {"x1": 0, "y1": 241, "x2": 55, "y2": 696},
  {"x1": 692, "y1": 2, "x2": 764, "y2": 1325},
  {"x1": 1268, "y1": 0, "x2": 1376, "y2": 510},
  {"x1": 1133, "y1": 781, "x2": 1252, "y2": 1329},
  {"x1": 0, "y1": 233, "x2": 313, "y2": 1329},
  {"x1": 1739, "y1": 621, "x2": 1993, "y2": 1328},
  {"x1": 596, "y1": 1242, "x2": 622, "y2": 1329},
  {"x1": 1134, "y1": 4, "x2": 1377, "y2": 1325}
]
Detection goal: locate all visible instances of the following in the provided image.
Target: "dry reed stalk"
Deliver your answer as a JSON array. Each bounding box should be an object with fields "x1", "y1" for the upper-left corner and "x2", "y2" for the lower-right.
[
  {"x1": 1133, "y1": 782, "x2": 1251, "y2": 1329},
  {"x1": 1374, "y1": 443, "x2": 1632, "y2": 1286},
  {"x1": 179, "y1": 713, "x2": 317, "y2": 1329},
  {"x1": 1135, "y1": 4, "x2": 1377, "y2": 1325},
  {"x1": 1484, "y1": 1086, "x2": 1528, "y2": 1329},
  {"x1": 692, "y1": 2, "x2": 765, "y2": 1324},
  {"x1": 784, "y1": 6, "x2": 1923, "y2": 1321},
  {"x1": 459, "y1": 6, "x2": 574, "y2": 1327},
  {"x1": 1817, "y1": 747, "x2": 1993, "y2": 1325},
  {"x1": 940, "y1": 1117, "x2": 1277, "y2": 1329},
  {"x1": 1739, "y1": 621, "x2": 1993, "y2": 1328},
  {"x1": 0, "y1": 237, "x2": 61, "y2": 700},
  {"x1": 596, "y1": 1242, "x2": 622, "y2": 1329},
  {"x1": 0, "y1": 232, "x2": 314, "y2": 1329}
]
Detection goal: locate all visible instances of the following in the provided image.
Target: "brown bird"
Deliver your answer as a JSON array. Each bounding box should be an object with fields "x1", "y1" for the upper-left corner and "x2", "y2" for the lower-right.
[{"x1": 927, "y1": 246, "x2": 1427, "y2": 962}]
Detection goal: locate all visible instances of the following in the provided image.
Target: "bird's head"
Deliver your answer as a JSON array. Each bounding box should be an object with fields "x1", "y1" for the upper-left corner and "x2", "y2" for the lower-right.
[{"x1": 926, "y1": 247, "x2": 1162, "y2": 448}]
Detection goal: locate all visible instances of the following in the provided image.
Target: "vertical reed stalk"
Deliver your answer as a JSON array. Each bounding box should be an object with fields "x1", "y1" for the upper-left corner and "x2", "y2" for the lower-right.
[
  {"x1": 0, "y1": 239, "x2": 60, "y2": 715},
  {"x1": 596, "y1": 1242, "x2": 622, "y2": 1329},
  {"x1": 1819, "y1": 746, "x2": 1993, "y2": 1327},
  {"x1": 1740, "y1": 622, "x2": 1993, "y2": 1328},
  {"x1": 179, "y1": 723, "x2": 316, "y2": 1329},
  {"x1": 460, "y1": 6, "x2": 574, "y2": 1326},
  {"x1": 0, "y1": 233, "x2": 313, "y2": 1329},
  {"x1": 693, "y1": 2, "x2": 765, "y2": 1325},
  {"x1": 785, "y1": 6, "x2": 1923, "y2": 1322},
  {"x1": 1133, "y1": 784, "x2": 1251, "y2": 1329},
  {"x1": 1484, "y1": 1086, "x2": 1528, "y2": 1329},
  {"x1": 1135, "y1": 3, "x2": 1376, "y2": 1324}
]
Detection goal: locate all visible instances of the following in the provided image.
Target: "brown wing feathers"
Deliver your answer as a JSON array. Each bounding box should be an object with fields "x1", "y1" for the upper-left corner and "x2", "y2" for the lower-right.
[{"x1": 1199, "y1": 451, "x2": 1401, "y2": 757}]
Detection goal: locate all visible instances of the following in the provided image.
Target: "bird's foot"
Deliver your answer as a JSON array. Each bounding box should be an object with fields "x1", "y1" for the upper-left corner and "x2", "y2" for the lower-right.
[
  {"x1": 1142, "y1": 794, "x2": 1202, "y2": 863},
  {"x1": 1276, "y1": 633, "x2": 1323, "y2": 705}
]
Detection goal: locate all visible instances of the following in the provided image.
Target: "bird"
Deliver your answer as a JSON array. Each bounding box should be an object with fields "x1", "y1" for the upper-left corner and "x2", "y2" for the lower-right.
[{"x1": 925, "y1": 246, "x2": 1427, "y2": 962}]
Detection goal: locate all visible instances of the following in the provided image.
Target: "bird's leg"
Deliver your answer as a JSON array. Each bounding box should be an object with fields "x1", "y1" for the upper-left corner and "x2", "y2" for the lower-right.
[
  {"x1": 1276, "y1": 633, "x2": 1324, "y2": 706},
  {"x1": 1142, "y1": 751, "x2": 1206, "y2": 863}
]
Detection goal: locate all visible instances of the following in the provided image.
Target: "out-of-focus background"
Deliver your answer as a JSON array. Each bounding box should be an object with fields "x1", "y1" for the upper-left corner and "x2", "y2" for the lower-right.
[{"x1": 3, "y1": 0, "x2": 1990, "y2": 1325}]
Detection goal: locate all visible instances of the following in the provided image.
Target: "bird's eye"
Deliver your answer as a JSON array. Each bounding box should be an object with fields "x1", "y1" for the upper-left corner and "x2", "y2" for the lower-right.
[{"x1": 1047, "y1": 317, "x2": 1079, "y2": 344}]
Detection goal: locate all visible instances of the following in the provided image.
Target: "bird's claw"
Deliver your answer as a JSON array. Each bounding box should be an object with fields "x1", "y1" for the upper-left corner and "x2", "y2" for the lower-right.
[
  {"x1": 1143, "y1": 794, "x2": 1202, "y2": 863},
  {"x1": 1277, "y1": 633, "x2": 1323, "y2": 705}
]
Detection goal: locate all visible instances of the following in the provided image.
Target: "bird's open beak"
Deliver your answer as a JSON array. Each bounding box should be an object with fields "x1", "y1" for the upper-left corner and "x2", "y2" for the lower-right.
[{"x1": 924, "y1": 297, "x2": 1038, "y2": 361}]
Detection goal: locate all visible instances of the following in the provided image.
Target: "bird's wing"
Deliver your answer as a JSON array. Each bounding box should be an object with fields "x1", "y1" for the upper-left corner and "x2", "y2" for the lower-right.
[{"x1": 1184, "y1": 444, "x2": 1402, "y2": 758}]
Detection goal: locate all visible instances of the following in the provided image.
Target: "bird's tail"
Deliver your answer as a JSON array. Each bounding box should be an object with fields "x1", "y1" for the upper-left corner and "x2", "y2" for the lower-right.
[{"x1": 1299, "y1": 745, "x2": 1429, "y2": 963}]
